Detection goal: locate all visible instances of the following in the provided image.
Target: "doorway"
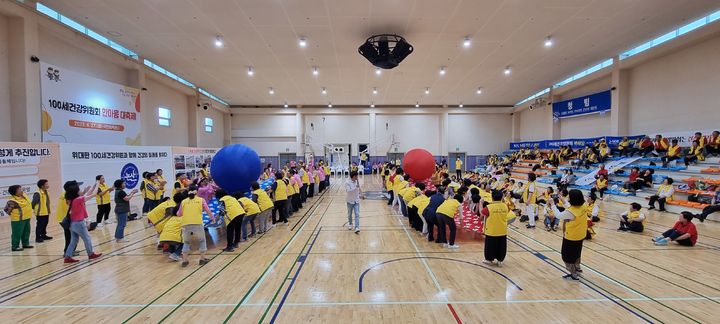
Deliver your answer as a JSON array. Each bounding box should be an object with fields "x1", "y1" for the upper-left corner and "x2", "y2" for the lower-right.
[
  {"x1": 448, "y1": 152, "x2": 467, "y2": 173},
  {"x1": 278, "y1": 153, "x2": 296, "y2": 168},
  {"x1": 358, "y1": 143, "x2": 369, "y2": 170},
  {"x1": 387, "y1": 153, "x2": 404, "y2": 166}
]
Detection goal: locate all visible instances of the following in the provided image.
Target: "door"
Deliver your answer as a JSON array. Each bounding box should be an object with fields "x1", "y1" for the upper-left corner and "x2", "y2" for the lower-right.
[
  {"x1": 278, "y1": 153, "x2": 296, "y2": 168},
  {"x1": 387, "y1": 153, "x2": 404, "y2": 166},
  {"x1": 358, "y1": 143, "x2": 369, "y2": 169},
  {"x1": 448, "y1": 152, "x2": 467, "y2": 172}
]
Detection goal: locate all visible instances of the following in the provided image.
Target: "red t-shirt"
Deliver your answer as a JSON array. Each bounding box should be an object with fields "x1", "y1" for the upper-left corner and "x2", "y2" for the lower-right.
[
  {"x1": 628, "y1": 172, "x2": 639, "y2": 182},
  {"x1": 672, "y1": 221, "x2": 698, "y2": 246},
  {"x1": 597, "y1": 169, "x2": 609, "y2": 178},
  {"x1": 68, "y1": 197, "x2": 89, "y2": 222}
]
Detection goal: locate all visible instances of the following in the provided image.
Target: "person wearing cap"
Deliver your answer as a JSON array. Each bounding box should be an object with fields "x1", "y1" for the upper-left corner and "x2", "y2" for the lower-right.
[{"x1": 177, "y1": 185, "x2": 215, "y2": 267}]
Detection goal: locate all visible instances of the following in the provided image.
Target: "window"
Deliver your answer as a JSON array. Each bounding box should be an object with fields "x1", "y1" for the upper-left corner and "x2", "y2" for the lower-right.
[
  {"x1": 143, "y1": 59, "x2": 197, "y2": 90},
  {"x1": 553, "y1": 58, "x2": 613, "y2": 89},
  {"x1": 204, "y1": 118, "x2": 214, "y2": 133},
  {"x1": 158, "y1": 107, "x2": 171, "y2": 127},
  {"x1": 199, "y1": 88, "x2": 229, "y2": 106}
]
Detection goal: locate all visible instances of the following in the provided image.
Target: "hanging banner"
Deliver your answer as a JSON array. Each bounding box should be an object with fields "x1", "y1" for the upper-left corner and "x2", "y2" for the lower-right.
[
  {"x1": 0, "y1": 142, "x2": 61, "y2": 217},
  {"x1": 509, "y1": 141, "x2": 545, "y2": 150},
  {"x1": 171, "y1": 147, "x2": 218, "y2": 180},
  {"x1": 546, "y1": 137, "x2": 604, "y2": 150},
  {"x1": 40, "y1": 62, "x2": 142, "y2": 145},
  {"x1": 653, "y1": 130, "x2": 716, "y2": 148},
  {"x1": 552, "y1": 90, "x2": 611, "y2": 119},
  {"x1": 59, "y1": 144, "x2": 172, "y2": 205}
]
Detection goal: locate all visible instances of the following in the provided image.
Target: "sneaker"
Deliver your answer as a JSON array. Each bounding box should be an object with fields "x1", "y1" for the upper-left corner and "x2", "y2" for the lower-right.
[
  {"x1": 348, "y1": 224, "x2": 354, "y2": 230},
  {"x1": 222, "y1": 247, "x2": 235, "y2": 252},
  {"x1": 88, "y1": 252, "x2": 102, "y2": 260},
  {"x1": 551, "y1": 226, "x2": 558, "y2": 232},
  {"x1": 496, "y1": 261, "x2": 503, "y2": 268},
  {"x1": 654, "y1": 238, "x2": 669, "y2": 246},
  {"x1": 36, "y1": 238, "x2": 44, "y2": 243},
  {"x1": 43, "y1": 236, "x2": 53, "y2": 240},
  {"x1": 199, "y1": 258, "x2": 210, "y2": 266},
  {"x1": 23, "y1": 245, "x2": 34, "y2": 249},
  {"x1": 232, "y1": 243, "x2": 239, "y2": 248},
  {"x1": 442, "y1": 243, "x2": 449, "y2": 248},
  {"x1": 116, "y1": 239, "x2": 129, "y2": 243},
  {"x1": 96, "y1": 223, "x2": 104, "y2": 228},
  {"x1": 526, "y1": 225, "x2": 535, "y2": 229},
  {"x1": 105, "y1": 219, "x2": 114, "y2": 224},
  {"x1": 648, "y1": 206, "x2": 655, "y2": 210},
  {"x1": 64, "y1": 257, "x2": 79, "y2": 263},
  {"x1": 482, "y1": 260, "x2": 492, "y2": 265},
  {"x1": 72, "y1": 251, "x2": 80, "y2": 257},
  {"x1": 11, "y1": 247, "x2": 23, "y2": 252},
  {"x1": 545, "y1": 226, "x2": 551, "y2": 231},
  {"x1": 652, "y1": 235, "x2": 664, "y2": 242},
  {"x1": 181, "y1": 260, "x2": 189, "y2": 268},
  {"x1": 447, "y1": 244, "x2": 460, "y2": 249},
  {"x1": 658, "y1": 209, "x2": 666, "y2": 212},
  {"x1": 168, "y1": 254, "x2": 181, "y2": 262},
  {"x1": 617, "y1": 227, "x2": 626, "y2": 231},
  {"x1": 354, "y1": 228, "x2": 360, "y2": 234}
]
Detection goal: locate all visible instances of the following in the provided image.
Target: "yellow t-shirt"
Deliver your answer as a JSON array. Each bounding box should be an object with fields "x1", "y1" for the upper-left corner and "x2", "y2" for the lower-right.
[
  {"x1": 96, "y1": 183, "x2": 111, "y2": 205},
  {"x1": 239, "y1": 197, "x2": 261, "y2": 216},
  {"x1": 252, "y1": 189, "x2": 273, "y2": 211},
  {"x1": 408, "y1": 195, "x2": 431, "y2": 216},
  {"x1": 455, "y1": 160, "x2": 463, "y2": 170},
  {"x1": 148, "y1": 200, "x2": 177, "y2": 233},
  {"x1": 275, "y1": 180, "x2": 288, "y2": 201},
  {"x1": 564, "y1": 205, "x2": 588, "y2": 241},
  {"x1": 8, "y1": 194, "x2": 33, "y2": 222},
  {"x1": 159, "y1": 217, "x2": 182, "y2": 243},
  {"x1": 436, "y1": 198, "x2": 461, "y2": 218},
  {"x1": 402, "y1": 187, "x2": 421, "y2": 203},
  {"x1": 180, "y1": 197, "x2": 205, "y2": 226},
  {"x1": 484, "y1": 202, "x2": 511, "y2": 237},
  {"x1": 392, "y1": 177, "x2": 407, "y2": 193},
  {"x1": 220, "y1": 196, "x2": 245, "y2": 224}
]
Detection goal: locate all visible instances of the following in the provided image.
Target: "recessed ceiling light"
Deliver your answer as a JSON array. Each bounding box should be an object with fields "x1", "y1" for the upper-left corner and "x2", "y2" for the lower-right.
[
  {"x1": 425, "y1": 87, "x2": 430, "y2": 95},
  {"x1": 463, "y1": 37, "x2": 471, "y2": 48},
  {"x1": 459, "y1": 103, "x2": 464, "y2": 108},
  {"x1": 439, "y1": 66, "x2": 446, "y2": 75},
  {"x1": 372, "y1": 87, "x2": 378, "y2": 95},
  {"x1": 214, "y1": 36, "x2": 224, "y2": 48},
  {"x1": 370, "y1": 102, "x2": 375, "y2": 108},
  {"x1": 476, "y1": 87, "x2": 483, "y2": 94},
  {"x1": 247, "y1": 67, "x2": 254, "y2": 76},
  {"x1": 268, "y1": 87, "x2": 274, "y2": 95},
  {"x1": 312, "y1": 67, "x2": 319, "y2": 76},
  {"x1": 321, "y1": 87, "x2": 327, "y2": 95},
  {"x1": 375, "y1": 68, "x2": 382, "y2": 76},
  {"x1": 283, "y1": 102, "x2": 288, "y2": 108},
  {"x1": 415, "y1": 102, "x2": 420, "y2": 108},
  {"x1": 544, "y1": 36, "x2": 553, "y2": 48},
  {"x1": 298, "y1": 37, "x2": 307, "y2": 48},
  {"x1": 328, "y1": 102, "x2": 332, "y2": 108},
  {"x1": 504, "y1": 66, "x2": 511, "y2": 75}
]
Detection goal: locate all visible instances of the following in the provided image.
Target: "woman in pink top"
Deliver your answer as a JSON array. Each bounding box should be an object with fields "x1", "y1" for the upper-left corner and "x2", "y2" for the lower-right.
[
  {"x1": 197, "y1": 178, "x2": 219, "y2": 202},
  {"x1": 63, "y1": 181, "x2": 103, "y2": 263},
  {"x1": 316, "y1": 167, "x2": 326, "y2": 193}
]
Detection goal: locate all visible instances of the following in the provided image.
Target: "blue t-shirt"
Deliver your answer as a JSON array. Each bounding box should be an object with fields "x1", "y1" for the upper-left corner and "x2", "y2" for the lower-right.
[{"x1": 423, "y1": 193, "x2": 446, "y2": 220}]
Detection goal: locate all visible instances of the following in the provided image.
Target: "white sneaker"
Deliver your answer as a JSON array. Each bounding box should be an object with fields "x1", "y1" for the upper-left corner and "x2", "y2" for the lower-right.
[
  {"x1": 482, "y1": 260, "x2": 492, "y2": 265},
  {"x1": 96, "y1": 223, "x2": 104, "y2": 228},
  {"x1": 354, "y1": 228, "x2": 360, "y2": 234},
  {"x1": 442, "y1": 243, "x2": 449, "y2": 248},
  {"x1": 447, "y1": 244, "x2": 460, "y2": 249},
  {"x1": 168, "y1": 254, "x2": 181, "y2": 262},
  {"x1": 496, "y1": 261, "x2": 503, "y2": 267},
  {"x1": 116, "y1": 238, "x2": 129, "y2": 243},
  {"x1": 105, "y1": 219, "x2": 114, "y2": 224},
  {"x1": 347, "y1": 224, "x2": 354, "y2": 230}
]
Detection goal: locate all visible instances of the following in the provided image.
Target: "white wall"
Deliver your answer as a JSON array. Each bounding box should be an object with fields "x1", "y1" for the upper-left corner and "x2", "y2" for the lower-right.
[
  {"x1": 448, "y1": 114, "x2": 512, "y2": 154},
  {"x1": 197, "y1": 106, "x2": 225, "y2": 148},
  {"x1": 628, "y1": 34, "x2": 720, "y2": 134},
  {"x1": 232, "y1": 114, "x2": 297, "y2": 156},
  {"x1": 518, "y1": 106, "x2": 551, "y2": 141},
  {"x1": 144, "y1": 77, "x2": 190, "y2": 146},
  {"x1": 375, "y1": 114, "x2": 442, "y2": 155},
  {"x1": 0, "y1": 14, "x2": 10, "y2": 141},
  {"x1": 304, "y1": 115, "x2": 370, "y2": 155},
  {"x1": 557, "y1": 76, "x2": 612, "y2": 139}
]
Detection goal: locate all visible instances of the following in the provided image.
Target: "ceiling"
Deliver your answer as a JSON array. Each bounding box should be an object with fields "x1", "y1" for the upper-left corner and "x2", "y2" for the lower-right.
[{"x1": 41, "y1": 0, "x2": 720, "y2": 107}]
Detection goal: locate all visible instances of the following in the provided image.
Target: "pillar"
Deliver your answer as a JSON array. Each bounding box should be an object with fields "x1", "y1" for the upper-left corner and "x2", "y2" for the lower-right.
[
  {"x1": 187, "y1": 91, "x2": 199, "y2": 147},
  {"x1": 8, "y1": 13, "x2": 41, "y2": 142},
  {"x1": 369, "y1": 112, "x2": 377, "y2": 156},
  {"x1": 440, "y1": 112, "x2": 449, "y2": 156},
  {"x1": 610, "y1": 56, "x2": 629, "y2": 136}
]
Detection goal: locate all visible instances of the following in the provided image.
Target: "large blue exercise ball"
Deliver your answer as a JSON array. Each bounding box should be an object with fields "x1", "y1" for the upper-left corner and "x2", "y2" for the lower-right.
[{"x1": 210, "y1": 144, "x2": 262, "y2": 194}]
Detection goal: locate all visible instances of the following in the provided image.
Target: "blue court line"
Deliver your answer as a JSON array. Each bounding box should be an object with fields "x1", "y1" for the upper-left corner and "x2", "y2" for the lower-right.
[
  {"x1": 509, "y1": 237, "x2": 657, "y2": 324},
  {"x1": 268, "y1": 226, "x2": 323, "y2": 324},
  {"x1": 358, "y1": 256, "x2": 523, "y2": 293}
]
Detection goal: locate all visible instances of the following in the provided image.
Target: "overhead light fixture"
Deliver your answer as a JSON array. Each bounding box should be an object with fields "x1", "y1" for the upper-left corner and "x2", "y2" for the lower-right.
[
  {"x1": 459, "y1": 103, "x2": 464, "y2": 108},
  {"x1": 544, "y1": 36, "x2": 553, "y2": 48},
  {"x1": 321, "y1": 87, "x2": 327, "y2": 95},
  {"x1": 375, "y1": 67, "x2": 382, "y2": 76},
  {"x1": 425, "y1": 87, "x2": 430, "y2": 95},
  {"x1": 214, "y1": 35, "x2": 224, "y2": 48},
  {"x1": 439, "y1": 66, "x2": 446, "y2": 75},
  {"x1": 283, "y1": 102, "x2": 288, "y2": 108},
  {"x1": 415, "y1": 102, "x2": 420, "y2": 108},
  {"x1": 504, "y1": 66, "x2": 512, "y2": 75},
  {"x1": 463, "y1": 37, "x2": 471, "y2": 48},
  {"x1": 247, "y1": 67, "x2": 254, "y2": 76},
  {"x1": 370, "y1": 102, "x2": 375, "y2": 108},
  {"x1": 372, "y1": 87, "x2": 378, "y2": 95},
  {"x1": 476, "y1": 87, "x2": 483, "y2": 94},
  {"x1": 328, "y1": 102, "x2": 332, "y2": 108},
  {"x1": 312, "y1": 66, "x2": 319, "y2": 76},
  {"x1": 298, "y1": 37, "x2": 307, "y2": 48},
  {"x1": 268, "y1": 87, "x2": 275, "y2": 95}
]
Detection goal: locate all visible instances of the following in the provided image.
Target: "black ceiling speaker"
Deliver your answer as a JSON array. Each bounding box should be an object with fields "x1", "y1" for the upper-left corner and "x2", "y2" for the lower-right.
[{"x1": 358, "y1": 34, "x2": 413, "y2": 69}]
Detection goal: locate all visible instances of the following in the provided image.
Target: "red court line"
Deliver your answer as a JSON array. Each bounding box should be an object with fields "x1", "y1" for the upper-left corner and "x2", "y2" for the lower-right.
[{"x1": 446, "y1": 303, "x2": 462, "y2": 324}]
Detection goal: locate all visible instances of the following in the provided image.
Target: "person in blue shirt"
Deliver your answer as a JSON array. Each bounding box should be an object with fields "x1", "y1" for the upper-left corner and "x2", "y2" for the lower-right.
[
  {"x1": 423, "y1": 185, "x2": 447, "y2": 243},
  {"x1": 695, "y1": 191, "x2": 720, "y2": 223}
]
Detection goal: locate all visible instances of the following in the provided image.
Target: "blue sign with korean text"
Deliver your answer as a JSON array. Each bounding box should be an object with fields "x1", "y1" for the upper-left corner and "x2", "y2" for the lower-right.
[{"x1": 552, "y1": 90, "x2": 611, "y2": 119}]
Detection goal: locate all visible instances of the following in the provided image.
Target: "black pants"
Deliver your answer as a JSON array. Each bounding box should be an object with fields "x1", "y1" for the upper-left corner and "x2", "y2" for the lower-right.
[
  {"x1": 61, "y1": 221, "x2": 71, "y2": 254},
  {"x1": 319, "y1": 180, "x2": 325, "y2": 193},
  {"x1": 293, "y1": 194, "x2": 301, "y2": 211},
  {"x1": 273, "y1": 200, "x2": 288, "y2": 224},
  {"x1": 620, "y1": 217, "x2": 644, "y2": 232},
  {"x1": 408, "y1": 206, "x2": 422, "y2": 232},
  {"x1": 637, "y1": 146, "x2": 654, "y2": 157},
  {"x1": 648, "y1": 195, "x2": 666, "y2": 210},
  {"x1": 654, "y1": 148, "x2": 668, "y2": 157},
  {"x1": 706, "y1": 146, "x2": 720, "y2": 156},
  {"x1": 300, "y1": 184, "x2": 308, "y2": 203},
  {"x1": 96, "y1": 203, "x2": 111, "y2": 223},
  {"x1": 661, "y1": 156, "x2": 679, "y2": 167},
  {"x1": 36, "y1": 215, "x2": 49, "y2": 241},
  {"x1": 142, "y1": 199, "x2": 159, "y2": 214},
  {"x1": 685, "y1": 155, "x2": 698, "y2": 166},
  {"x1": 308, "y1": 183, "x2": 315, "y2": 197},
  {"x1": 456, "y1": 169, "x2": 462, "y2": 178},
  {"x1": 226, "y1": 215, "x2": 244, "y2": 248},
  {"x1": 387, "y1": 190, "x2": 394, "y2": 205},
  {"x1": 439, "y1": 213, "x2": 457, "y2": 246},
  {"x1": 662, "y1": 229, "x2": 694, "y2": 246},
  {"x1": 590, "y1": 187, "x2": 607, "y2": 198},
  {"x1": 425, "y1": 213, "x2": 438, "y2": 241},
  {"x1": 698, "y1": 204, "x2": 720, "y2": 221},
  {"x1": 484, "y1": 235, "x2": 507, "y2": 262}
]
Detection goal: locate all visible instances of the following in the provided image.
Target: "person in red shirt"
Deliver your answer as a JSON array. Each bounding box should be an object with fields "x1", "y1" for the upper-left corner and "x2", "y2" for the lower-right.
[
  {"x1": 632, "y1": 136, "x2": 654, "y2": 157},
  {"x1": 653, "y1": 212, "x2": 697, "y2": 246},
  {"x1": 653, "y1": 134, "x2": 669, "y2": 157},
  {"x1": 595, "y1": 164, "x2": 609, "y2": 179}
]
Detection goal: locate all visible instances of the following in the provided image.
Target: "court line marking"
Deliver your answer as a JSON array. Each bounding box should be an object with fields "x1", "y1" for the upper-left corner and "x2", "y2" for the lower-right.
[{"x1": 3, "y1": 296, "x2": 719, "y2": 309}]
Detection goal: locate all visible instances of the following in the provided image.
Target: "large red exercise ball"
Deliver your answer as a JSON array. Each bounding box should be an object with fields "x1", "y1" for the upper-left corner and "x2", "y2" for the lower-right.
[
  {"x1": 210, "y1": 144, "x2": 262, "y2": 194},
  {"x1": 402, "y1": 148, "x2": 435, "y2": 181}
]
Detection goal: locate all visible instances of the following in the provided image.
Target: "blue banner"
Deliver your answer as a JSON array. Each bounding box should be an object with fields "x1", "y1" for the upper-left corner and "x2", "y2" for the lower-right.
[
  {"x1": 510, "y1": 134, "x2": 646, "y2": 151},
  {"x1": 552, "y1": 90, "x2": 611, "y2": 119},
  {"x1": 509, "y1": 141, "x2": 544, "y2": 150}
]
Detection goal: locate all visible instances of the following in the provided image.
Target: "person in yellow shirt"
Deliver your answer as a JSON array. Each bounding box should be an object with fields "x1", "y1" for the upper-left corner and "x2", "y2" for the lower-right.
[
  {"x1": 481, "y1": 190, "x2": 517, "y2": 266},
  {"x1": 614, "y1": 137, "x2": 631, "y2": 157},
  {"x1": 31, "y1": 179, "x2": 53, "y2": 243},
  {"x1": 548, "y1": 189, "x2": 587, "y2": 280},
  {"x1": 590, "y1": 174, "x2": 608, "y2": 200},
  {"x1": 148, "y1": 193, "x2": 180, "y2": 251},
  {"x1": 238, "y1": 193, "x2": 261, "y2": 241},
  {"x1": 271, "y1": 171, "x2": 290, "y2": 225},
  {"x1": 177, "y1": 185, "x2": 215, "y2": 267},
  {"x1": 707, "y1": 130, "x2": 720, "y2": 157},
  {"x1": 684, "y1": 140, "x2": 704, "y2": 167},
  {"x1": 159, "y1": 213, "x2": 184, "y2": 262},
  {"x1": 455, "y1": 158, "x2": 463, "y2": 179},
  {"x1": 618, "y1": 203, "x2": 645, "y2": 232},
  {"x1": 384, "y1": 169, "x2": 394, "y2": 205},
  {"x1": 251, "y1": 181, "x2": 273, "y2": 234},
  {"x1": 436, "y1": 188, "x2": 467, "y2": 249},
  {"x1": 586, "y1": 194, "x2": 602, "y2": 223},
  {"x1": 391, "y1": 169, "x2": 407, "y2": 213},
  {"x1": 648, "y1": 178, "x2": 674, "y2": 212},
  {"x1": 94, "y1": 175, "x2": 114, "y2": 227},
  {"x1": 156, "y1": 169, "x2": 166, "y2": 199},
  {"x1": 4, "y1": 185, "x2": 34, "y2": 251},
  {"x1": 173, "y1": 173, "x2": 188, "y2": 196},
  {"x1": 661, "y1": 139, "x2": 682, "y2": 168},
  {"x1": 522, "y1": 173, "x2": 539, "y2": 228},
  {"x1": 216, "y1": 190, "x2": 246, "y2": 252},
  {"x1": 405, "y1": 183, "x2": 427, "y2": 232}
]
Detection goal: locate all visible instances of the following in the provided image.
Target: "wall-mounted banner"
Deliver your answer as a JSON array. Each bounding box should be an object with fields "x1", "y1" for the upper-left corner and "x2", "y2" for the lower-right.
[
  {"x1": 546, "y1": 137, "x2": 605, "y2": 150},
  {"x1": 510, "y1": 135, "x2": 646, "y2": 150},
  {"x1": 552, "y1": 90, "x2": 611, "y2": 119},
  {"x1": 59, "y1": 144, "x2": 173, "y2": 205},
  {"x1": 40, "y1": 62, "x2": 142, "y2": 145},
  {"x1": 509, "y1": 141, "x2": 545, "y2": 150},
  {"x1": 0, "y1": 142, "x2": 62, "y2": 217},
  {"x1": 654, "y1": 129, "x2": 717, "y2": 148},
  {"x1": 172, "y1": 147, "x2": 218, "y2": 180}
]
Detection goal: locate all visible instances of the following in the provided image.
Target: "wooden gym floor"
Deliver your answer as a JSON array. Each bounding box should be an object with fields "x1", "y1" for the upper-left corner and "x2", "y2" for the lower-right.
[{"x1": 0, "y1": 175, "x2": 719, "y2": 323}]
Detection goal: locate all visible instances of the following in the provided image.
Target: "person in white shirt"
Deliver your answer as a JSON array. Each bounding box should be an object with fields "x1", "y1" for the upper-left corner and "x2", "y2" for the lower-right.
[
  {"x1": 345, "y1": 171, "x2": 361, "y2": 234},
  {"x1": 648, "y1": 178, "x2": 674, "y2": 212}
]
